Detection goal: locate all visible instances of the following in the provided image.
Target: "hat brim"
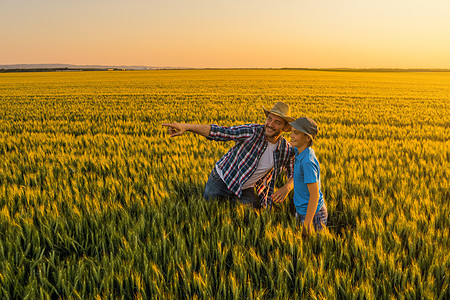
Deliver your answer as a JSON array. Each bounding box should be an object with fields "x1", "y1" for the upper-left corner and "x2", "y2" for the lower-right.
[
  {"x1": 289, "y1": 121, "x2": 315, "y2": 145},
  {"x1": 263, "y1": 107, "x2": 296, "y2": 123}
]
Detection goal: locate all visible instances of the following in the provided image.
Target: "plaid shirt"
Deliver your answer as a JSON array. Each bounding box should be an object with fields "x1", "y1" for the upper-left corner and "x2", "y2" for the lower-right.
[{"x1": 207, "y1": 124, "x2": 294, "y2": 207}]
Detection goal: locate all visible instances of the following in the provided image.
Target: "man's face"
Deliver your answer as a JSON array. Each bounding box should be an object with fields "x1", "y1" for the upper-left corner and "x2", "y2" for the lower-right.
[
  {"x1": 290, "y1": 127, "x2": 311, "y2": 148},
  {"x1": 264, "y1": 113, "x2": 289, "y2": 139}
]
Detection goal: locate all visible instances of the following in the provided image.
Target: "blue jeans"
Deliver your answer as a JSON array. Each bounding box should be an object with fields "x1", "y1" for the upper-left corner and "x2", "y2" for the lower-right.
[
  {"x1": 296, "y1": 204, "x2": 328, "y2": 231},
  {"x1": 203, "y1": 167, "x2": 257, "y2": 206}
]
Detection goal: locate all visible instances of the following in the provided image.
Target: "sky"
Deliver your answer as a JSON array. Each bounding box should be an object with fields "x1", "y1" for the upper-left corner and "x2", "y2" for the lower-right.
[{"x1": 1, "y1": 0, "x2": 450, "y2": 68}]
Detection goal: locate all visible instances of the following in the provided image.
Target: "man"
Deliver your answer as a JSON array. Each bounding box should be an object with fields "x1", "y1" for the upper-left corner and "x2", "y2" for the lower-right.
[{"x1": 162, "y1": 102, "x2": 295, "y2": 208}]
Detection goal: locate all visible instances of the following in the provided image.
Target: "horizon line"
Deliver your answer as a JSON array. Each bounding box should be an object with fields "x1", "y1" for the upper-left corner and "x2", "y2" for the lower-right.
[{"x1": 1, "y1": 63, "x2": 450, "y2": 72}]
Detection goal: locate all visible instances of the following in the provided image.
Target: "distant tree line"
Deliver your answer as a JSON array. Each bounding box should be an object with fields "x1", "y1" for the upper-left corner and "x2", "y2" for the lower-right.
[{"x1": 0, "y1": 67, "x2": 125, "y2": 73}]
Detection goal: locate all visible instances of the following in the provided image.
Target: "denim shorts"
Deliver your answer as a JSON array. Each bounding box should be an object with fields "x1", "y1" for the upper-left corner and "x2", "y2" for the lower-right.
[{"x1": 295, "y1": 204, "x2": 328, "y2": 231}]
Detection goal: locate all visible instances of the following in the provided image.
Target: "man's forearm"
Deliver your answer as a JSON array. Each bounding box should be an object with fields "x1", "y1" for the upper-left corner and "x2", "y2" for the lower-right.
[{"x1": 186, "y1": 124, "x2": 211, "y2": 137}]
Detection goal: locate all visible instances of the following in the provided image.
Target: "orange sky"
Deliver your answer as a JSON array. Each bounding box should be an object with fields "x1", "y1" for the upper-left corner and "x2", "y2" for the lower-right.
[{"x1": 1, "y1": 0, "x2": 450, "y2": 68}]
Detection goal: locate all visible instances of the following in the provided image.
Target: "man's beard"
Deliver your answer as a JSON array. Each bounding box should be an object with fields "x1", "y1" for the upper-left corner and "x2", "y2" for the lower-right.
[{"x1": 264, "y1": 125, "x2": 280, "y2": 138}]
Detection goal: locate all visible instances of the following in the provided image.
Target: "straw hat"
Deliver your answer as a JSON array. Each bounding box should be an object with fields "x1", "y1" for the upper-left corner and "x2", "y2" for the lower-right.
[{"x1": 263, "y1": 102, "x2": 295, "y2": 123}]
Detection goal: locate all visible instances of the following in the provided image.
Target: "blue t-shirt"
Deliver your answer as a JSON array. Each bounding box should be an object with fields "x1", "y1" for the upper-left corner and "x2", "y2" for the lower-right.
[{"x1": 293, "y1": 147, "x2": 324, "y2": 215}]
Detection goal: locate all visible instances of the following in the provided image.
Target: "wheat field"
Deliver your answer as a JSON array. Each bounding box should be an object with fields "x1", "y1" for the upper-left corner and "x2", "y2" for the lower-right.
[{"x1": 0, "y1": 70, "x2": 449, "y2": 299}]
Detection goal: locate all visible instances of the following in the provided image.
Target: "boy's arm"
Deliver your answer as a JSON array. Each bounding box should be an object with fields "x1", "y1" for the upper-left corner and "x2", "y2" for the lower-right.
[
  {"x1": 303, "y1": 182, "x2": 320, "y2": 235},
  {"x1": 162, "y1": 123, "x2": 211, "y2": 138},
  {"x1": 272, "y1": 152, "x2": 295, "y2": 203},
  {"x1": 272, "y1": 177, "x2": 293, "y2": 203}
]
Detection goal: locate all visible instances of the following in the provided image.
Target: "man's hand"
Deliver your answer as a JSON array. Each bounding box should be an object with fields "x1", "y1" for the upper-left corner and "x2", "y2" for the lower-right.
[{"x1": 162, "y1": 123, "x2": 188, "y2": 137}]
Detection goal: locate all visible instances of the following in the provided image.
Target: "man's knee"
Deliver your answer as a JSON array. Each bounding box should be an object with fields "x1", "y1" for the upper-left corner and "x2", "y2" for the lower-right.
[{"x1": 203, "y1": 185, "x2": 215, "y2": 201}]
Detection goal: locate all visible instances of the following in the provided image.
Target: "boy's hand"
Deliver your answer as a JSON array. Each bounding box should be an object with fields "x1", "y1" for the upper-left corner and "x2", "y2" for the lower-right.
[
  {"x1": 272, "y1": 178, "x2": 293, "y2": 203},
  {"x1": 301, "y1": 222, "x2": 314, "y2": 237},
  {"x1": 272, "y1": 185, "x2": 290, "y2": 203}
]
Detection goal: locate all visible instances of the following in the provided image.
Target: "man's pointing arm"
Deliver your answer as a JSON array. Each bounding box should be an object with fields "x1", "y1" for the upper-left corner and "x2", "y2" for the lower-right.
[{"x1": 162, "y1": 123, "x2": 212, "y2": 138}]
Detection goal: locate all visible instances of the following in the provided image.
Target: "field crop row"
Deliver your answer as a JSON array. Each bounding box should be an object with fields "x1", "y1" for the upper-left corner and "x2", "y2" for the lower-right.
[{"x1": 0, "y1": 70, "x2": 449, "y2": 299}]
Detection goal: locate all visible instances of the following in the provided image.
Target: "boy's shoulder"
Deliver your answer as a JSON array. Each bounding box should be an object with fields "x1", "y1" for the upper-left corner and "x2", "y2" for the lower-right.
[
  {"x1": 301, "y1": 148, "x2": 319, "y2": 165},
  {"x1": 306, "y1": 147, "x2": 317, "y2": 158}
]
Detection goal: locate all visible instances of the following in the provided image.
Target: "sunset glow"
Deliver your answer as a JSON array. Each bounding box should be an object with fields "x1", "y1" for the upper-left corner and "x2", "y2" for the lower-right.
[{"x1": 2, "y1": 0, "x2": 450, "y2": 68}]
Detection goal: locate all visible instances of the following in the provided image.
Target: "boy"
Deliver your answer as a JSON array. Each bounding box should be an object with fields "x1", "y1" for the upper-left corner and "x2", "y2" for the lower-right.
[{"x1": 289, "y1": 117, "x2": 327, "y2": 235}]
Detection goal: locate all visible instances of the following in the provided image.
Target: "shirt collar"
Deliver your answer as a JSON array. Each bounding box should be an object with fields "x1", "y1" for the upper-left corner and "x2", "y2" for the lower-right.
[
  {"x1": 294, "y1": 147, "x2": 310, "y2": 162},
  {"x1": 264, "y1": 136, "x2": 282, "y2": 151}
]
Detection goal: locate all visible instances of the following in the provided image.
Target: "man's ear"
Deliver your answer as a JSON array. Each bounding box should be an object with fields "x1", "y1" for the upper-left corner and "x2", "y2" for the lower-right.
[{"x1": 283, "y1": 124, "x2": 292, "y2": 132}]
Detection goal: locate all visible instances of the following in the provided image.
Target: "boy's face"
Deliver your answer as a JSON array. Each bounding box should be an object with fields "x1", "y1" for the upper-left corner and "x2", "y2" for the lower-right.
[{"x1": 290, "y1": 128, "x2": 311, "y2": 148}]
